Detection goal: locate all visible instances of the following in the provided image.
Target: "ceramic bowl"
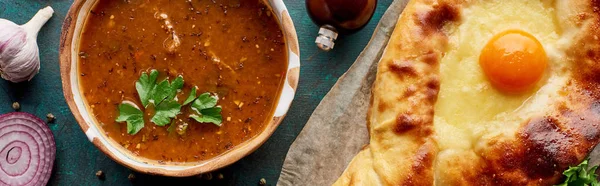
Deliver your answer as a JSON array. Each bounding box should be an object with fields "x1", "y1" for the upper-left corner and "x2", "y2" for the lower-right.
[{"x1": 59, "y1": 0, "x2": 299, "y2": 177}]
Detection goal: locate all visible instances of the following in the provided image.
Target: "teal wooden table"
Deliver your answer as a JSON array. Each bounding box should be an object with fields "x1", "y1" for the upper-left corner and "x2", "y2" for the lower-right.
[{"x1": 0, "y1": 0, "x2": 393, "y2": 185}]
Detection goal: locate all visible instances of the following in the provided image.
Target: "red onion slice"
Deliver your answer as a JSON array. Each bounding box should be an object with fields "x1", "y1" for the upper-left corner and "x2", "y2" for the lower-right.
[{"x1": 0, "y1": 112, "x2": 55, "y2": 186}]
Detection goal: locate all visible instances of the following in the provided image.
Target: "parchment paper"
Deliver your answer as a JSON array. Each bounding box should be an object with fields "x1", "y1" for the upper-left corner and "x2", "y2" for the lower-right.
[
  {"x1": 278, "y1": 0, "x2": 600, "y2": 185},
  {"x1": 277, "y1": 1, "x2": 408, "y2": 185}
]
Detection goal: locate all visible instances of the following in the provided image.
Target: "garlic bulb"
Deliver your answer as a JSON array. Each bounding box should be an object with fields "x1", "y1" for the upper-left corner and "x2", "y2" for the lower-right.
[{"x1": 0, "y1": 6, "x2": 54, "y2": 83}]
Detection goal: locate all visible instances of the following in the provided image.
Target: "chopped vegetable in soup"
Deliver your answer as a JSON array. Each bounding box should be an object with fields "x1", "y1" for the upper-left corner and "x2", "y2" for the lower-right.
[{"x1": 78, "y1": 0, "x2": 288, "y2": 163}]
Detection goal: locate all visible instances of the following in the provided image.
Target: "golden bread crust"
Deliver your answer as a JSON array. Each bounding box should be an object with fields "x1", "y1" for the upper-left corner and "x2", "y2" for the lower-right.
[{"x1": 334, "y1": 0, "x2": 600, "y2": 185}]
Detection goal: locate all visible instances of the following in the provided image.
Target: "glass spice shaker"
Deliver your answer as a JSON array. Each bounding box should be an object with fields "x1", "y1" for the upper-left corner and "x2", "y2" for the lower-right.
[{"x1": 306, "y1": 0, "x2": 378, "y2": 51}]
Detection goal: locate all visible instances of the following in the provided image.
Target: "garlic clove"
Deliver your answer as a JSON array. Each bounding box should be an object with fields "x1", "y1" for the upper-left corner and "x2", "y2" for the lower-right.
[
  {"x1": 22, "y1": 7, "x2": 54, "y2": 39},
  {"x1": 0, "y1": 6, "x2": 53, "y2": 83},
  {"x1": 0, "y1": 20, "x2": 30, "y2": 83}
]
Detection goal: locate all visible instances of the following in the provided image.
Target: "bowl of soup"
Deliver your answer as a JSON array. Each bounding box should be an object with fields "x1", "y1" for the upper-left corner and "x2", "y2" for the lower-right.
[{"x1": 59, "y1": 0, "x2": 299, "y2": 176}]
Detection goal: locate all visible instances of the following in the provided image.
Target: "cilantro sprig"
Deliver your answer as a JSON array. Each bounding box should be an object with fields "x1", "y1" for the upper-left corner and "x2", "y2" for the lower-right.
[
  {"x1": 556, "y1": 159, "x2": 599, "y2": 186},
  {"x1": 116, "y1": 70, "x2": 222, "y2": 135}
]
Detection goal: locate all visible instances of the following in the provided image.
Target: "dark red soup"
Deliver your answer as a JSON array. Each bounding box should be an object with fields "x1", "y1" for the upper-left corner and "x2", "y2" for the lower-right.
[{"x1": 78, "y1": 0, "x2": 287, "y2": 163}]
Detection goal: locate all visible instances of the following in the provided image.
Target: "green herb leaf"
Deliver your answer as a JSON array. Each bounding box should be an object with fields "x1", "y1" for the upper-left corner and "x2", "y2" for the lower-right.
[
  {"x1": 120, "y1": 70, "x2": 221, "y2": 135},
  {"x1": 191, "y1": 93, "x2": 218, "y2": 111},
  {"x1": 167, "y1": 120, "x2": 177, "y2": 133},
  {"x1": 151, "y1": 100, "x2": 182, "y2": 126},
  {"x1": 555, "y1": 159, "x2": 600, "y2": 186},
  {"x1": 183, "y1": 86, "x2": 198, "y2": 106},
  {"x1": 152, "y1": 76, "x2": 184, "y2": 106},
  {"x1": 168, "y1": 76, "x2": 184, "y2": 100},
  {"x1": 190, "y1": 107, "x2": 222, "y2": 126},
  {"x1": 116, "y1": 103, "x2": 145, "y2": 135},
  {"x1": 152, "y1": 80, "x2": 171, "y2": 105},
  {"x1": 189, "y1": 92, "x2": 222, "y2": 126},
  {"x1": 135, "y1": 70, "x2": 158, "y2": 107}
]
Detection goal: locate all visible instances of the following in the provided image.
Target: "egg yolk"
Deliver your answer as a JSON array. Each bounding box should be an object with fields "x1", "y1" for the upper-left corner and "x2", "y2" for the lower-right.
[{"x1": 479, "y1": 30, "x2": 547, "y2": 93}]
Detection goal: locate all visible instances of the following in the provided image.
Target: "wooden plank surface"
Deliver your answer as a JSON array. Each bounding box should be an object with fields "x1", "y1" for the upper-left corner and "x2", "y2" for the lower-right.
[{"x1": 0, "y1": 0, "x2": 393, "y2": 185}]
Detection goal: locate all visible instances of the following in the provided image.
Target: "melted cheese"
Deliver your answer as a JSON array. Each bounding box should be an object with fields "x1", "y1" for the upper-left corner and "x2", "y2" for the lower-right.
[{"x1": 433, "y1": 0, "x2": 568, "y2": 156}]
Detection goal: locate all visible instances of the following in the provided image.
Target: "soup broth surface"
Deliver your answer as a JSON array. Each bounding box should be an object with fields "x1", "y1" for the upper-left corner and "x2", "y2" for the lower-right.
[{"x1": 79, "y1": 0, "x2": 287, "y2": 163}]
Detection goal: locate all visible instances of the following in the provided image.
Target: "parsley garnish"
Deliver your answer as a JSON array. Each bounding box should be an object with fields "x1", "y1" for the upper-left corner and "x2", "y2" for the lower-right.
[
  {"x1": 152, "y1": 76, "x2": 183, "y2": 106},
  {"x1": 190, "y1": 107, "x2": 223, "y2": 126},
  {"x1": 116, "y1": 103, "x2": 144, "y2": 135},
  {"x1": 116, "y1": 70, "x2": 223, "y2": 135},
  {"x1": 148, "y1": 76, "x2": 184, "y2": 126},
  {"x1": 151, "y1": 100, "x2": 182, "y2": 126},
  {"x1": 192, "y1": 93, "x2": 218, "y2": 110},
  {"x1": 135, "y1": 70, "x2": 159, "y2": 107},
  {"x1": 183, "y1": 86, "x2": 197, "y2": 106},
  {"x1": 556, "y1": 159, "x2": 599, "y2": 186},
  {"x1": 189, "y1": 93, "x2": 222, "y2": 126}
]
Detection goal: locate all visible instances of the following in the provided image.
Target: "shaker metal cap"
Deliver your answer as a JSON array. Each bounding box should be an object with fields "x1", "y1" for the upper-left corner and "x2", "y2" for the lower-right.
[{"x1": 315, "y1": 26, "x2": 338, "y2": 51}]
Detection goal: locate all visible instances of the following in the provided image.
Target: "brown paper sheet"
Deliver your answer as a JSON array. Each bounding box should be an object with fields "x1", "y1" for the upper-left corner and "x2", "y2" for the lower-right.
[
  {"x1": 278, "y1": 0, "x2": 600, "y2": 185},
  {"x1": 277, "y1": 1, "x2": 408, "y2": 185}
]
